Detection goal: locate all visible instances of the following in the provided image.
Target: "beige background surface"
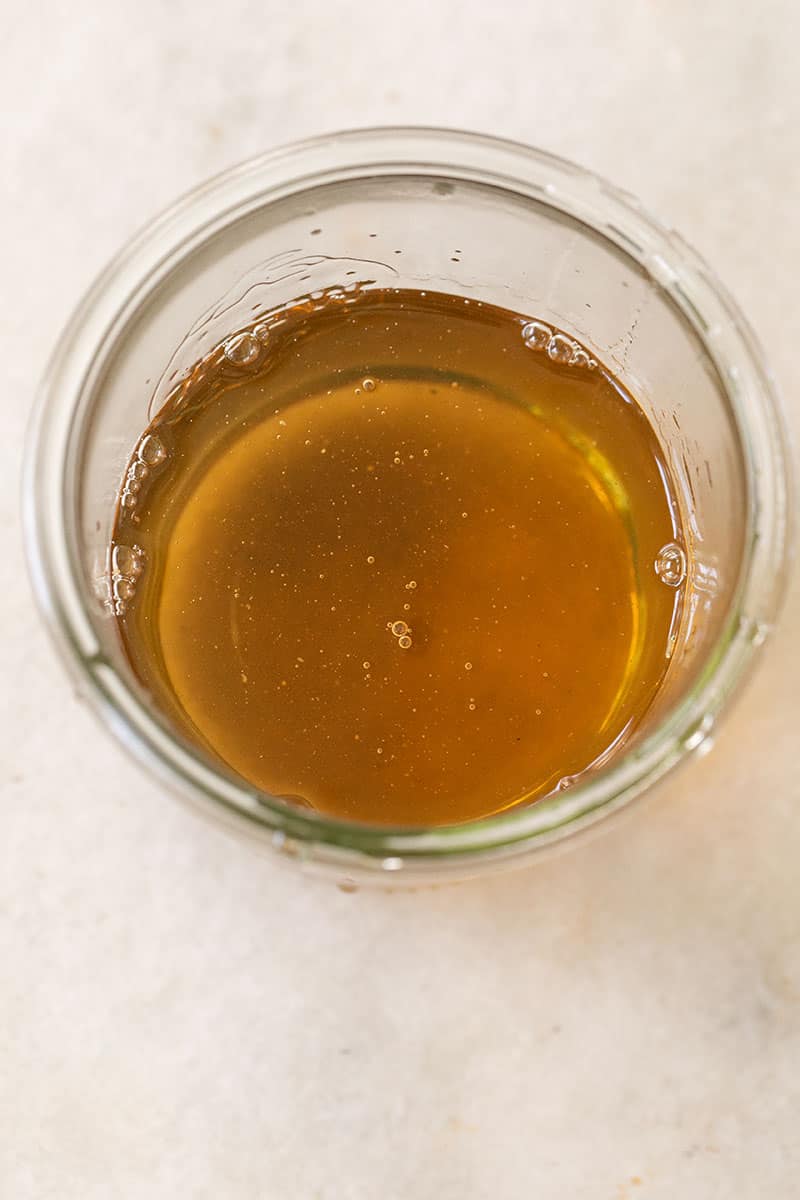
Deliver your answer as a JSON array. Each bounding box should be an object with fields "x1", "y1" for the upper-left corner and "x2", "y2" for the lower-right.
[{"x1": 2, "y1": 2, "x2": 798, "y2": 1196}]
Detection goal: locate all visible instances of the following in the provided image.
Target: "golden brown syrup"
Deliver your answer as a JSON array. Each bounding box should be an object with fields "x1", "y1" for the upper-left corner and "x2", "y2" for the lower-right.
[{"x1": 112, "y1": 288, "x2": 683, "y2": 826}]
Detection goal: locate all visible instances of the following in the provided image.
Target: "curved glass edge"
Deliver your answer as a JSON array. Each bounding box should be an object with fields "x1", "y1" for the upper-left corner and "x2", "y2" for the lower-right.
[{"x1": 23, "y1": 127, "x2": 795, "y2": 878}]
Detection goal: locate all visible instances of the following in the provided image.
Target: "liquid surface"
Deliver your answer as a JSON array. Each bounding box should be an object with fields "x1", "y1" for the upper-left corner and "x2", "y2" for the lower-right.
[{"x1": 113, "y1": 288, "x2": 683, "y2": 826}]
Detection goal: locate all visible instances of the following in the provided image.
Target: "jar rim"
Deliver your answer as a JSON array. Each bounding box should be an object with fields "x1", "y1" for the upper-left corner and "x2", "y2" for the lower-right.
[{"x1": 23, "y1": 126, "x2": 794, "y2": 880}]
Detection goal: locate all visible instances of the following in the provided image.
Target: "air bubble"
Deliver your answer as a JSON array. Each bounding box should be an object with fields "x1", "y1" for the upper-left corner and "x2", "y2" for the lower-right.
[
  {"x1": 362, "y1": 661, "x2": 370, "y2": 670},
  {"x1": 223, "y1": 332, "x2": 261, "y2": 366},
  {"x1": 406, "y1": 580, "x2": 417, "y2": 590},
  {"x1": 522, "y1": 320, "x2": 551, "y2": 350},
  {"x1": 252, "y1": 322, "x2": 271, "y2": 344},
  {"x1": 391, "y1": 620, "x2": 409, "y2": 637},
  {"x1": 547, "y1": 333, "x2": 577, "y2": 364},
  {"x1": 130, "y1": 460, "x2": 148, "y2": 482},
  {"x1": 655, "y1": 542, "x2": 687, "y2": 587},
  {"x1": 555, "y1": 775, "x2": 577, "y2": 792},
  {"x1": 112, "y1": 544, "x2": 144, "y2": 578},
  {"x1": 366, "y1": 555, "x2": 375, "y2": 564},
  {"x1": 113, "y1": 577, "x2": 135, "y2": 601},
  {"x1": 464, "y1": 661, "x2": 473, "y2": 671},
  {"x1": 362, "y1": 378, "x2": 376, "y2": 391},
  {"x1": 398, "y1": 635, "x2": 412, "y2": 649},
  {"x1": 138, "y1": 434, "x2": 166, "y2": 466}
]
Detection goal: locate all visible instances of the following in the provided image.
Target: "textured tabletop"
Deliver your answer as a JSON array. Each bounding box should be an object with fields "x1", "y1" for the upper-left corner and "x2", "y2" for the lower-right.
[{"x1": 2, "y1": 3, "x2": 798, "y2": 1196}]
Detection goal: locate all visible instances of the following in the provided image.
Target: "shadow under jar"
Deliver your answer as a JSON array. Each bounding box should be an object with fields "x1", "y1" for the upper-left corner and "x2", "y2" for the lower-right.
[{"x1": 25, "y1": 128, "x2": 792, "y2": 885}]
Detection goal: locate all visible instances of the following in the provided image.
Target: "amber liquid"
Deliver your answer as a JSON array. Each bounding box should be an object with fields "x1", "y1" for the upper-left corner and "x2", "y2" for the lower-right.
[{"x1": 112, "y1": 288, "x2": 683, "y2": 826}]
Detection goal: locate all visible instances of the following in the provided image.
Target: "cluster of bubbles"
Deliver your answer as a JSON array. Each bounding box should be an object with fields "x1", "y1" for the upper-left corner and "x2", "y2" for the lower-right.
[
  {"x1": 389, "y1": 619, "x2": 413, "y2": 650},
  {"x1": 110, "y1": 542, "x2": 145, "y2": 616},
  {"x1": 163, "y1": 282, "x2": 372, "y2": 422},
  {"x1": 221, "y1": 282, "x2": 367, "y2": 371},
  {"x1": 119, "y1": 433, "x2": 167, "y2": 516},
  {"x1": 521, "y1": 320, "x2": 597, "y2": 370},
  {"x1": 123, "y1": 279, "x2": 375, "y2": 521}
]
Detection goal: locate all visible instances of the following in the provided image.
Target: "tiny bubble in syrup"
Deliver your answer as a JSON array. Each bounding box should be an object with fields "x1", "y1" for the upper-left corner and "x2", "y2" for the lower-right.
[
  {"x1": 522, "y1": 320, "x2": 552, "y2": 350},
  {"x1": 391, "y1": 620, "x2": 409, "y2": 637},
  {"x1": 547, "y1": 333, "x2": 578, "y2": 364},
  {"x1": 464, "y1": 661, "x2": 473, "y2": 670},
  {"x1": 398, "y1": 635, "x2": 412, "y2": 649},
  {"x1": 367, "y1": 555, "x2": 375, "y2": 564},
  {"x1": 113, "y1": 577, "x2": 135, "y2": 601},
  {"x1": 138, "y1": 434, "x2": 166, "y2": 467},
  {"x1": 655, "y1": 541, "x2": 687, "y2": 587},
  {"x1": 223, "y1": 332, "x2": 261, "y2": 366},
  {"x1": 362, "y1": 378, "x2": 376, "y2": 391},
  {"x1": 112, "y1": 544, "x2": 144, "y2": 578}
]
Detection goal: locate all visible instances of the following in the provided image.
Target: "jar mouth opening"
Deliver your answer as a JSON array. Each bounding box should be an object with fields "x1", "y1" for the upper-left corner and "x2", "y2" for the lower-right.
[{"x1": 24, "y1": 127, "x2": 794, "y2": 872}]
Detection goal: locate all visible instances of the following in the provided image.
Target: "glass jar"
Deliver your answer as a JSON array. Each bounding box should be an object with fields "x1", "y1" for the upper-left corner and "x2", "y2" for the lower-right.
[{"x1": 24, "y1": 128, "x2": 793, "y2": 885}]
